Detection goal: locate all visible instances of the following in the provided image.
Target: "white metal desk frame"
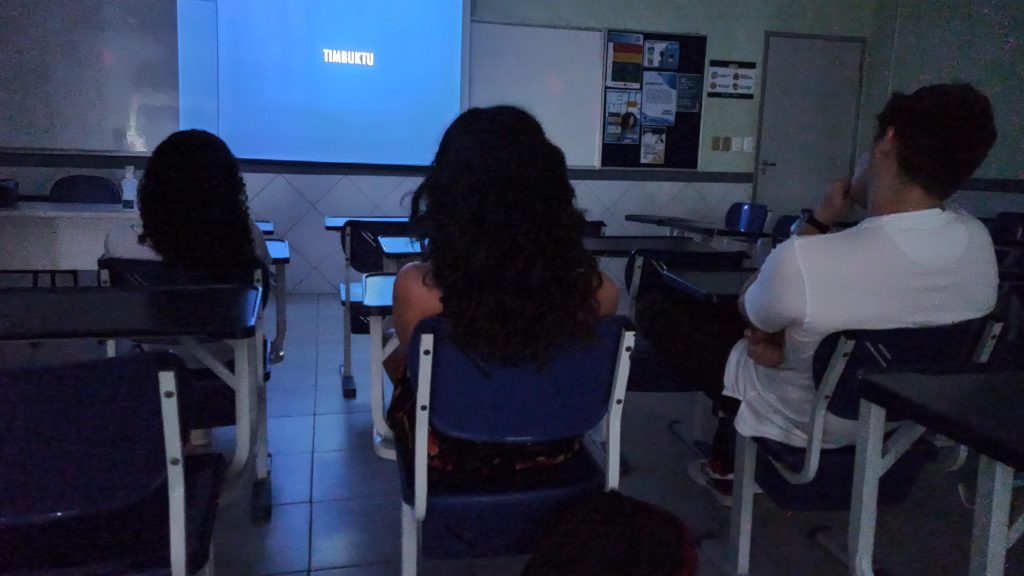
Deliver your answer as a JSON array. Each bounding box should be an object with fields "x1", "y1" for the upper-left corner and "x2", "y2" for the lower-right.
[
  {"x1": 327, "y1": 217, "x2": 408, "y2": 399},
  {"x1": 846, "y1": 327, "x2": 1019, "y2": 576},
  {"x1": 849, "y1": 392, "x2": 1023, "y2": 575},
  {"x1": 97, "y1": 273, "x2": 269, "y2": 492}
]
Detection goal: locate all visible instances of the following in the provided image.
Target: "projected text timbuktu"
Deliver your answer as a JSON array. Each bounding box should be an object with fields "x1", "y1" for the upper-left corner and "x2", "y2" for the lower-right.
[{"x1": 322, "y1": 49, "x2": 375, "y2": 66}]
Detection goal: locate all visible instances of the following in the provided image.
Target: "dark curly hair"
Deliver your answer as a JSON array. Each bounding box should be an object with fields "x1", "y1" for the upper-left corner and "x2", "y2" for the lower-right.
[
  {"x1": 875, "y1": 83, "x2": 997, "y2": 200},
  {"x1": 410, "y1": 106, "x2": 602, "y2": 364},
  {"x1": 138, "y1": 130, "x2": 256, "y2": 270}
]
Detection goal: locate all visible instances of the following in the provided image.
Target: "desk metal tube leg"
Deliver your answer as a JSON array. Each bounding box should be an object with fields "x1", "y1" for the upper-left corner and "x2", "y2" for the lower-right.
[
  {"x1": 969, "y1": 456, "x2": 1012, "y2": 576},
  {"x1": 340, "y1": 239, "x2": 356, "y2": 399},
  {"x1": 849, "y1": 400, "x2": 886, "y2": 576},
  {"x1": 728, "y1": 435, "x2": 757, "y2": 575},
  {"x1": 252, "y1": 326, "x2": 273, "y2": 520},
  {"x1": 270, "y1": 264, "x2": 287, "y2": 362},
  {"x1": 226, "y1": 339, "x2": 254, "y2": 480},
  {"x1": 369, "y1": 315, "x2": 396, "y2": 459}
]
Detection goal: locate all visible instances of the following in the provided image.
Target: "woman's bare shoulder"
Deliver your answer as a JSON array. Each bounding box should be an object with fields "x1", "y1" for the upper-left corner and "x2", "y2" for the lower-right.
[{"x1": 596, "y1": 271, "x2": 620, "y2": 316}]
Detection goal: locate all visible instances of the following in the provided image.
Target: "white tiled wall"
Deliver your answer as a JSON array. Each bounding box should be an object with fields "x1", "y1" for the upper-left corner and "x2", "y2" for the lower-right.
[
  {"x1": 241, "y1": 173, "x2": 752, "y2": 293},
  {"x1": 7, "y1": 163, "x2": 1022, "y2": 294}
]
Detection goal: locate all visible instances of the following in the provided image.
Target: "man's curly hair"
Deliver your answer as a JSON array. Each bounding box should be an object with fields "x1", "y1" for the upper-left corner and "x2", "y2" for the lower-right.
[
  {"x1": 875, "y1": 83, "x2": 997, "y2": 200},
  {"x1": 409, "y1": 106, "x2": 602, "y2": 364},
  {"x1": 138, "y1": 130, "x2": 256, "y2": 270}
]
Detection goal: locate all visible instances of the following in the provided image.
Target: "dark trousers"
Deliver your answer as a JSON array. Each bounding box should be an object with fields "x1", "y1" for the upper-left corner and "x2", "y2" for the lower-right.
[{"x1": 635, "y1": 291, "x2": 745, "y2": 473}]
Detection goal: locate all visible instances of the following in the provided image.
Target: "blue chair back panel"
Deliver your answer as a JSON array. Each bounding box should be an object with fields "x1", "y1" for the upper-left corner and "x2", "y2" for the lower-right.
[
  {"x1": 342, "y1": 220, "x2": 413, "y2": 273},
  {"x1": 49, "y1": 175, "x2": 120, "y2": 204},
  {"x1": 812, "y1": 318, "x2": 987, "y2": 421},
  {"x1": 724, "y1": 202, "x2": 769, "y2": 234},
  {"x1": 0, "y1": 352, "x2": 186, "y2": 526},
  {"x1": 771, "y1": 214, "x2": 800, "y2": 245},
  {"x1": 408, "y1": 315, "x2": 630, "y2": 444},
  {"x1": 990, "y1": 211, "x2": 1024, "y2": 241}
]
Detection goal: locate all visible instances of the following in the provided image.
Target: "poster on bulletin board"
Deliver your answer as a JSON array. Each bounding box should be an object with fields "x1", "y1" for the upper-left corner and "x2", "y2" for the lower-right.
[{"x1": 601, "y1": 30, "x2": 707, "y2": 169}]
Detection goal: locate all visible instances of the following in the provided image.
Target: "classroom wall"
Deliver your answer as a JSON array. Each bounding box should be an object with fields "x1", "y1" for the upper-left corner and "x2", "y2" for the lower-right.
[
  {"x1": 3, "y1": 166, "x2": 749, "y2": 293},
  {"x1": 472, "y1": 0, "x2": 878, "y2": 173},
  {"x1": 863, "y1": 0, "x2": 1023, "y2": 180}
]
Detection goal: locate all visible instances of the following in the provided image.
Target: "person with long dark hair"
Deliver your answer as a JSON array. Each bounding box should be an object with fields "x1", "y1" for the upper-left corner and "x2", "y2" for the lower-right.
[
  {"x1": 386, "y1": 106, "x2": 619, "y2": 473},
  {"x1": 104, "y1": 129, "x2": 268, "y2": 268}
]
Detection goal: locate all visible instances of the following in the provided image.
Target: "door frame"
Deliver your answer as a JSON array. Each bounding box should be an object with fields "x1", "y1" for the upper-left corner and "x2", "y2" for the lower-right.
[{"x1": 752, "y1": 31, "x2": 868, "y2": 204}]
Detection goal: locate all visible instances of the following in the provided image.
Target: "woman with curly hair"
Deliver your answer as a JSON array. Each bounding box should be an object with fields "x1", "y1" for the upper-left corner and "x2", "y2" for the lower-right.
[
  {"x1": 386, "y1": 106, "x2": 619, "y2": 473},
  {"x1": 104, "y1": 129, "x2": 268, "y2": 269}
]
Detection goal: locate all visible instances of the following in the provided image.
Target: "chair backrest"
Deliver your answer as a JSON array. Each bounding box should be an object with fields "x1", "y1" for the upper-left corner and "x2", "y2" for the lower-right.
[
  {"x1": 812, "y1": 316, "x2": 993, "y2": 420},
  {"x1": 990, "y1": 211, "x2": 1024, "y2": 241},
  {"x1": 98, "y1": 257, "x2": 271, "y2": 308},
  {"x1": 771, "y1": 214, "x2": 801, "y2": 246},
  {"x1": 583, "y1": 220, "x2": 607, "y2": 237},
  {"x1": 724, "y1": 202, "x2": 769, "y2": 234},
  {"x1": 0, "y1": 178, "x2": 18, "y2": 207},
  {"x1": 625, "y1": 248, "x2": 746, "y2": 296},
  {"x1": 0, "y1": 352, "x2": 187, "y2": 526},
  {"x1": 341, "y1": 219, "x2": 414, "y2": 273},
  {"x1": 49, "y1": 175, "x2": 120, "y2": 204},
  {"x1": 407, "y1": 315, "x2": 632, "y2": 443}
]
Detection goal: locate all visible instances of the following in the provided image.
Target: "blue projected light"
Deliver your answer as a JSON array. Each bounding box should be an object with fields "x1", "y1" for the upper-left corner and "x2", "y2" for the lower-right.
[{"x1": 178, "y1": 0, "x2": 465, "y2": 166}]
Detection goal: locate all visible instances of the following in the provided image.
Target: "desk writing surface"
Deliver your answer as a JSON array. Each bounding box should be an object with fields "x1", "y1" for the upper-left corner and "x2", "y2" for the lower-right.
[
  {"x1": 860, "y1": 370, "x2": 1024, "y2": 471},
  {"x1": 0, "y1": 201, "x2": 136, "y2": 218},
  {"x1": 378, "y1": 236, "x2": 422, "y2": 258},
  {"x1": 324, "y1": 216, "x2": 408, "y2": 231},
  {"x1": 583, "y1": 235, "x2": 715, "y2": 256},
  {"x1": 266, "y1": 239, "x2": 290, "y2": 264},
  {"x1": 255, "y1": 220, "x2": 274, "y2": 235},
  {"x1": 361, "y1": 274, "x2": 396, "y2": 315},
  {"x1": 0, "y1": 286, "x2": 260, "y2": 341},
  {"x1": 660, "y1": 269, "x2": 753, "y2": 302}
]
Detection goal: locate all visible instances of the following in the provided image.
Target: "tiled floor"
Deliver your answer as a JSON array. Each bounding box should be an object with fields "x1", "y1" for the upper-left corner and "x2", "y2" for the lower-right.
[{"x1": 4, "y1": 293, "x2": 1022, "y2": 575}]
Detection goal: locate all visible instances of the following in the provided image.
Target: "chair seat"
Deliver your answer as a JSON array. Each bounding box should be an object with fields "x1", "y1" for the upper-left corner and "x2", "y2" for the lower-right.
[
  {"x1": 0, "y1": 454, "x2": 224, "y2": 576},
  {"x1": 753, "y1": 437, "x2": 933, "y2": 511},
  {"x1": 396, "y1": 441, "x2": 604, "y2": 558}
]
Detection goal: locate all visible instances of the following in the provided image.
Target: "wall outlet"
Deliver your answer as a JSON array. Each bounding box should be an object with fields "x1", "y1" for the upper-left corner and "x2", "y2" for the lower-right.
[
  {"x1": 743, "y1": 136, "x2": 755, "y2": 152},
  {"x1": 721, "y1": 136, "x2": 732, "y2": 151},
  {"x1": 711, "y1": 136, "x2": 722, "y2": 151}
]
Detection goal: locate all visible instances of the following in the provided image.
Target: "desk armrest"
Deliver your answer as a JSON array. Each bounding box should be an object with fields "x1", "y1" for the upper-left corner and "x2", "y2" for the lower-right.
[{"x1": 266, "y1": 240, "x2": 290, "y2": 264}]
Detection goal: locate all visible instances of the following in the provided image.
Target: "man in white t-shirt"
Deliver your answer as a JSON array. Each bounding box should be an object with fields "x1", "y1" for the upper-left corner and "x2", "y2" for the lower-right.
[{"x1": 690, "y1": 83, "x2": 1000, "y2": 505}]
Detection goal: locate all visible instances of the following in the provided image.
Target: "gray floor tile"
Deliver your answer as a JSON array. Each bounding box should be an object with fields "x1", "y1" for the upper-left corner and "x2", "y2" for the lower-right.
[
  {"x1": 271, "y1": 346, "x2": 319, "y2": 389},
  {"x1": 269, "y1": 385, "x2": 317, "y2": 417},
  {"x1": 314, "y1": 411, "x2": 376, "y2": 453},
  {"x1": 316, "y1": 381, "x2": 373, "y2": 415},
  {"x1": 214, "y1": 502, "x2": 311, "y2": 576},
  {"x1": 269, "y1": 415, "x2": 315, "y2": 455},
  {"x1": 310, "y1": 498, "x2": 401, "y2": 570},
  {"x1": 312, "y1": 449, "x2": 400, "y2": 502},
  {"x1": 271, "y1": 452, "x2": 313, "y2": 505}
]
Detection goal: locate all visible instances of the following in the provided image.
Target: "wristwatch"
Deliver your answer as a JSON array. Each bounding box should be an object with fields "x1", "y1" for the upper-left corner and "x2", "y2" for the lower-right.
[{"x1": 803, "y1": 212, "x2": 831, "y2": 234}]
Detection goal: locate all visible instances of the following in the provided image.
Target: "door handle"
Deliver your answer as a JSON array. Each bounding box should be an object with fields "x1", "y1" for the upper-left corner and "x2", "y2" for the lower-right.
[{"x1": 760, "y1": 160, "x2": 777, "y2": 167}]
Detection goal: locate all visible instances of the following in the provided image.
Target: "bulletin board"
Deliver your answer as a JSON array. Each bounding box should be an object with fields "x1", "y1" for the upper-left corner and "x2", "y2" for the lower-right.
[{"x1": 601, "y1": 31, "x2": 707, "y2": 169}]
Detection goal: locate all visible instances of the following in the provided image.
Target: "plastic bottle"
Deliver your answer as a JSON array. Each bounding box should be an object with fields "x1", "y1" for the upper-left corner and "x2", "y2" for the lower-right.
[{"x1": 121, "y1": 166, "x2": 138, "y2": 210}]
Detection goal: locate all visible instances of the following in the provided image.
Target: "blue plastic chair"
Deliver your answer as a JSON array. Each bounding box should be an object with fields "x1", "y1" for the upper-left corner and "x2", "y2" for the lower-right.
[
  {"x1": 397, "y1": 315, "x2": 636, "y2": 575},
  {"x1": 0, "y1": 352, "x2": 223, "y2": 575},
  {"x1": 724, "y1": 202, "x2": 770, "y2": 235},
  {"x1": 49, "y1": 174, "x2": 120, "y2": 204},
  {"x1": 771, "y1": 214, "x2": 801, "y2": 246},
  {"x1": 724, "y1": 316, "x2": 1002, "y2": 575}
]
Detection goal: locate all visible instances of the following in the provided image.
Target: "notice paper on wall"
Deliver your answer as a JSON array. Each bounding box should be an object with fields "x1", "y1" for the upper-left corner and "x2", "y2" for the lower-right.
[
  {"x1": 606, "y1": 32, "x2": 643, "y2": 88},
  {"x1": 604, "y1": 89, "x2": 642, "y2": 144},
  {"x1": 641, "y1": 71, "x2": 678, "y2": 126},
  {"x1": 676, "y1": 74, "x2": 703, "y2": 113},
  {"x1": 643, "y1": 40, "x2": 679, "y2": 70},
  {"x1": 707, "y1": 60, "x2": 757, "y2": 99},
  {"x1": 640, "y1": 126, "x2": 666, "y2": 164}
]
